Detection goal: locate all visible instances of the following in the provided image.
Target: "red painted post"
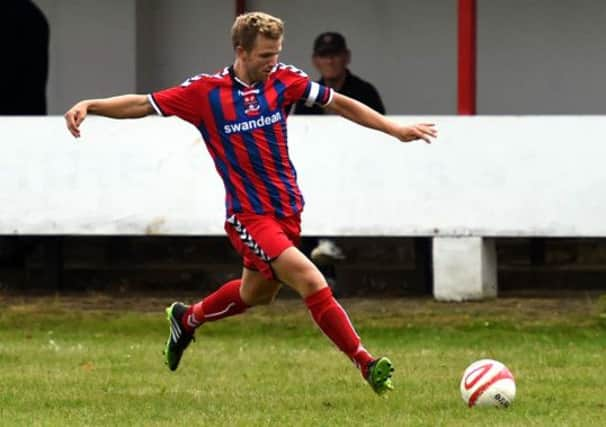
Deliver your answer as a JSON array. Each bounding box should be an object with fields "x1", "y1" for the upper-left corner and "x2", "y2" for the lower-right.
[
  {"x1": 236, "y1": 0, "x2": 246, "y2": 16},
  {"x1": 458, "y1": 0, "x2": 476, "y2": 115}
]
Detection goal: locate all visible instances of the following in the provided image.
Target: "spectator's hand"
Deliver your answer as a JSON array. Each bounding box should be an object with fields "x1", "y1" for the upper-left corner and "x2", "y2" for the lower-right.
[
  {"x1": 392, "y1": 123, "x2": 437, "y2": 144},
  {"x1": 64, "y1": 101, "x2": 89, "y2": 138}
]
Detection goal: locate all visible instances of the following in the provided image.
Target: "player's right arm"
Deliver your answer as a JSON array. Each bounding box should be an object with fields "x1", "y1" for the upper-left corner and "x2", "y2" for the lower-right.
[
  {"x1": 280, "y1": 64, "x2": 436, "y2": 144},
  {"x1": 65, "y1": 94, "x2": 154, "y2": 138},
  {"x1": 325, "y1": 93, "x2": 437, "y2": 144}
]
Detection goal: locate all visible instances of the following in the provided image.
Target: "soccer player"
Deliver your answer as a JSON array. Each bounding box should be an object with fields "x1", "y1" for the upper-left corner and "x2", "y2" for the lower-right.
[{"x1": 64, "y1": 12, "x2": 437, "y2": 395}]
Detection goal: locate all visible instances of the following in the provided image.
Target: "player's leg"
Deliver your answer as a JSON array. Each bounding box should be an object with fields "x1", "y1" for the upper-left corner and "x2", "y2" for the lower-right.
[
  {"x1": 304, "y1": 237, "x2": 343, "y2": 297},
  {"x1": 239, "y1": 267, "x2": 282, "y2": 306},
  {"x1": 164, "y1": 277, "x2": 247, "y2": 371},
  {"x1": 164, "y1": 214, "x2": 284, "y2": 371},
  {"x1": 271, "y1": 247, "x2": 394, "y2": 395},
  {"x1": 164, "y1": 269, "x2": 280, "y2": 371}
]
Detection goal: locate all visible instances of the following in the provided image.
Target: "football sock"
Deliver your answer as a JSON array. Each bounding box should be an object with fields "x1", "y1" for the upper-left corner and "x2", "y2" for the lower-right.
[
  {"x1": 305, "y1": 286, "x2": 374, "y2": 375},
  {"x1": 182, "y1": 279, "x2": 249, "y2": 332}
]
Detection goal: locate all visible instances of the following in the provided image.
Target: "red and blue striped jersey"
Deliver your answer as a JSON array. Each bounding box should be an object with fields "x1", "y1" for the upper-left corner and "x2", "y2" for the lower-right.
[{"x1": 148, "y1": 64, "x2": 333, "y2": 219}]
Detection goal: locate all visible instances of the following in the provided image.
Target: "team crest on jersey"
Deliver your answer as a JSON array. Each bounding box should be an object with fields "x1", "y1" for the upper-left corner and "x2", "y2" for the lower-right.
[{"x1": 239, "y1": 89, "x2": 261, "y2": 116}]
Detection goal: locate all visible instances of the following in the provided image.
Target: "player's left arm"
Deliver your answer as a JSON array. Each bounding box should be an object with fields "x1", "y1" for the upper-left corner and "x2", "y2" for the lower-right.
[{"x1": 324, "y1": 92, "x2": 437, "y2": 144}]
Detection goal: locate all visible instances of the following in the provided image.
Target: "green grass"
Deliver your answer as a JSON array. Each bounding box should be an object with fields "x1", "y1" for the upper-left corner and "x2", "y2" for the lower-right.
[{"x1": 0, "y1": 295, "x2": 605, "y2": 426}]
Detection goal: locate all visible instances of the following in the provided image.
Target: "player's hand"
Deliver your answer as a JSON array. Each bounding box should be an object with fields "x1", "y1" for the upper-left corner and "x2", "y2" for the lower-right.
[
  {"x1": 64, "y1": 101, "x2": 89, "y2": 138},
  {"x1": 392, "y1": 123, "x2": 437, "y2": 144}
]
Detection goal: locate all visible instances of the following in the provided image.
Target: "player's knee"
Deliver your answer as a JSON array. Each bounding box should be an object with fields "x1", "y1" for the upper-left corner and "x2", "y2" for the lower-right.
[{"x1": 292, "y1": 270, "x2": 326, "y2": 297}]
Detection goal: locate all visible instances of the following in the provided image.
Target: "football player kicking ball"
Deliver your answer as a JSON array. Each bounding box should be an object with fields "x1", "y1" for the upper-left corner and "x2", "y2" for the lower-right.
[{"x1": 65, "y1": 12, "x2": 437, "y2": 395}]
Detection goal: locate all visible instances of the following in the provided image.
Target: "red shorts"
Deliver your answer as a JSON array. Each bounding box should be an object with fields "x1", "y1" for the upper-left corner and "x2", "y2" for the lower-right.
[{"x1": 225, "y1": 212, "x2": 301, "y2": 280}]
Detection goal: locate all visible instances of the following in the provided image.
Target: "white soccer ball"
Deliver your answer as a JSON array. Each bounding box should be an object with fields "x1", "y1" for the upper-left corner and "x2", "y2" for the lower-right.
[{"x1": 460, "y1": 359, "x2": 516, "y2": 408}]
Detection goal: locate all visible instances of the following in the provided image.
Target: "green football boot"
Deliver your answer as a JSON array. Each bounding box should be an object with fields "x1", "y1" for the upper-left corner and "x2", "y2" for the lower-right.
[
  {"x1": 164, "y1": 302, "x2": 195, "y2": 371},
  {"x1": 366, "y1": 357, "x2": 394, "y2": 395}
]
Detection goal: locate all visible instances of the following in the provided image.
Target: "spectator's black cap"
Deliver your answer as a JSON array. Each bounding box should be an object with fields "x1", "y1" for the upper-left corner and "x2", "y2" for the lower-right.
[{"x1": 313, "y1": 32, "x2": 348, "y2": 56}]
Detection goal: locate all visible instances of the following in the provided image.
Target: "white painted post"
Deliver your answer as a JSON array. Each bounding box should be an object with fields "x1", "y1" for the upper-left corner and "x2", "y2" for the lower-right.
[{"x1": 433, "y1": 237, "x2": 497, "y2": 301}]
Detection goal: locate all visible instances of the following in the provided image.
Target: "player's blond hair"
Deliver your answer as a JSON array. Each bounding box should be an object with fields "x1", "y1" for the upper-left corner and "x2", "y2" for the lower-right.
[{"x1": 231, "y1": 12, "x2": 284, "y2": 52}]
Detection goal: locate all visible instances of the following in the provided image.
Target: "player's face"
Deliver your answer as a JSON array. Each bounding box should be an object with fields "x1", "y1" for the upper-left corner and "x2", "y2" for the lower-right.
[
  {"x1": 243, "y1": 35, "x2": 283, "y2": 82},
  {"x1": 312, "y1": 51, "x2": 350, "y2": 81}
]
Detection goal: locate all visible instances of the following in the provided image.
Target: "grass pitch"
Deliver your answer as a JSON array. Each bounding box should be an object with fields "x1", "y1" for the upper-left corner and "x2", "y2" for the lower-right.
[{"x1": 0, "y1": 294, "x2": 605, "y2": 426}]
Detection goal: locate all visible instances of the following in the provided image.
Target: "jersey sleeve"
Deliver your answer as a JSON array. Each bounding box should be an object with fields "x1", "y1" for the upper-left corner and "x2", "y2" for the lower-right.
[
  {"x1": 279, "y1": 65, "x2": 334, "y2": 108},
  {"x1": 148, "y1": 75, "x2": 207, "y2": 125}
]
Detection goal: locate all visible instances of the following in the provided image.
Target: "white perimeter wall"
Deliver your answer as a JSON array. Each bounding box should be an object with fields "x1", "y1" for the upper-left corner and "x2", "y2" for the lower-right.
[
  {"x1": 1, "y1": 116, "x2": 605, "y2": 236},
  {"x1": 33, "y1": 0, "x2": 606, "y2": 115}
]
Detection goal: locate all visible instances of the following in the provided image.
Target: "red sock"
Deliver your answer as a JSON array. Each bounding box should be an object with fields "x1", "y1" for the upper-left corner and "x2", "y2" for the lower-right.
[
  {"x1": 305, "y1": 287, "x2": 374, "y2": 375},
  {"x1": 182, "y1": 279, "x2": 249, "y2": 332}
]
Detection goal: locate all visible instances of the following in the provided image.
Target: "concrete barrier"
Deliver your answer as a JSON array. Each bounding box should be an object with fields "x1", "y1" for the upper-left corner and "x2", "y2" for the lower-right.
[{"x1": 2, "y1": 115, "x2": 605, "y2": 299}]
